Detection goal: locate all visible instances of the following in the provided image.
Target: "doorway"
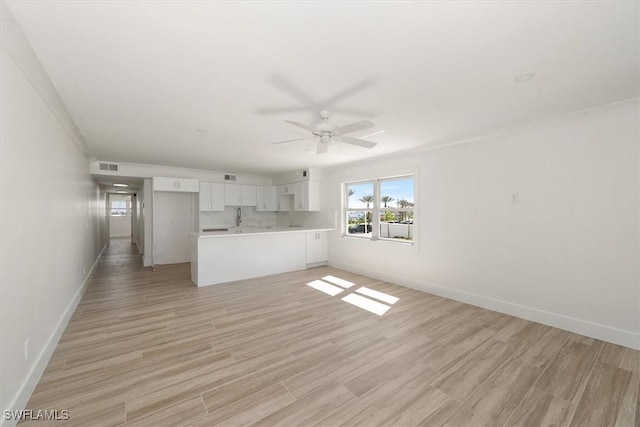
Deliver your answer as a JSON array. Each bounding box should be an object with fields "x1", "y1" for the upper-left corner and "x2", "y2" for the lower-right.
[{"x1": 108, "y1": 194, "x2": 132, "y2": 244}]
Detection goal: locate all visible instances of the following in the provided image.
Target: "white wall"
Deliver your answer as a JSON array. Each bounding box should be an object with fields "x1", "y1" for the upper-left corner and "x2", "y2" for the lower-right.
[
  {"x1": 0, "y1": 4, "x2": 105, "y2": 423},
  {"x1": 153, "y1": 192, "x2": 195, "y2": 264},
  {"x1": 143, "y1": 178, "x2": 153, "y2": 266},
  {"x1": 90, "y1": 161, "x2": 273, "y2": 185},
  {"x1": 136, "y1": 190, "x2": 144, "y2": 254},
  {"x1": 322, "y1": 100, "x2": 640, "y2": 349}
]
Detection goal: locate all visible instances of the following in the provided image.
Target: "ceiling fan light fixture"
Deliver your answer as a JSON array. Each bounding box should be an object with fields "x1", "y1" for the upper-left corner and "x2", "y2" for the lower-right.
[{"x1": 274, "y1": 111, "x2": 378, "y2": 154}]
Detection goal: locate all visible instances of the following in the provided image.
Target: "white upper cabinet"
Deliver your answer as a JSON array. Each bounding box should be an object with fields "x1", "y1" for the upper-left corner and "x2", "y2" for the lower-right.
[
  {"x1": 199, "y1": 181, "x2": 225, "y2": 211},
  {"x1": 224, "y1": 184, "x2": 257, "y2": 206},
  {"x1": 294, "y1": 181, "x2": 320, "y2": 211},
  {"x1": 241, "y1": 185, "x2": 257, "y2": 206},
  {"x1": 153, "y1": 177, "x2": 199, "y2": 192},
  {"x1": 279, "y1": 183, "x2": 295, "y2": 195},
  {"x1": 256, "y1": 186, "x2": 278, "y2": 212},
  {"x1": 277, "y1": 185, "x2": 292, "y2": 211},
  {"x1": 177, "y1": 178, "x2": 199, "y2": 192}
]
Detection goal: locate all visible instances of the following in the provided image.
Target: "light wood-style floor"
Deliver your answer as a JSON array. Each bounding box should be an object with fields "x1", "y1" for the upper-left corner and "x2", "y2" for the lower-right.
[{"x1": 20, "y1": 238, "x2": 639, "y2": 426}]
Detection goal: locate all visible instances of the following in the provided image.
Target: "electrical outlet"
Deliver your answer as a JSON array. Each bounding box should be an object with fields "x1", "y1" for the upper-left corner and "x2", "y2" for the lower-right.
[
  {"x1": 511, "y1": 193, "x2": 520, "y2": 204},
  {"x1": 24, "y1": 339, "x2": 30, "y2": 360}
]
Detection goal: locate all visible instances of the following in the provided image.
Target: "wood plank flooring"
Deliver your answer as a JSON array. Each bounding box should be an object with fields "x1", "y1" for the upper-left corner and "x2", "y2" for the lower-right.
[{"x1": 19, "y1": 238, "x2": 639, "y2": 426}]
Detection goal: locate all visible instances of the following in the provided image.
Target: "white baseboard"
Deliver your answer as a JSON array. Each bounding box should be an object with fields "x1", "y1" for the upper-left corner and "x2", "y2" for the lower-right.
[
  {"x1": 153, "y1": 256, "x2": 190, "y2": 265},
  {"x1": 2, "y1": 245, "x2": 106, "y2": 427},
  {"x1": 329, "y1": 260, "x2": 640, "y2": 351}
]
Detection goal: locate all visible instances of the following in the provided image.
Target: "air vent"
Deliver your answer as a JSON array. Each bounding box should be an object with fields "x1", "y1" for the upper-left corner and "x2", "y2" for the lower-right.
[
  {"x1": 99, "y1": 162, "x2": 118, "y2": 172},
  {"x1": 224, "y1": 174, "x2": 236, "y2": 181}
]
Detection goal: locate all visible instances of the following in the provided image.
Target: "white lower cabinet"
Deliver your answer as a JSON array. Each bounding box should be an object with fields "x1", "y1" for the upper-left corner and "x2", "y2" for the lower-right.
[
  {"x1": 306, "y1": 231, "x2": 328, "y2": 264},
  {"x1": 192, "y1": 229, "x2": 332, "y2": 286}
]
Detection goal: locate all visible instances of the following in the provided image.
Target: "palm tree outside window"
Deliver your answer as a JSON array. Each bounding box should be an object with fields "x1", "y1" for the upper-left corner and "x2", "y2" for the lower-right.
[{"x1": 344, "y1": 176, "x2": 414, "y2": 243}]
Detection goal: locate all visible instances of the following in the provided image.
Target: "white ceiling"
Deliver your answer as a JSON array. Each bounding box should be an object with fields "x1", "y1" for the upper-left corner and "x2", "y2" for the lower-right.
[{"x1": 6, "y1": 1, "x2": 639, "y2": 175}]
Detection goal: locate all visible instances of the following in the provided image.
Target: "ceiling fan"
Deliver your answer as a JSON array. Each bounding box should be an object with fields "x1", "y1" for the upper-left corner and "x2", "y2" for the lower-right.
[{"x1": 272, "y1": 110, "x2": 379, "y2": 154}]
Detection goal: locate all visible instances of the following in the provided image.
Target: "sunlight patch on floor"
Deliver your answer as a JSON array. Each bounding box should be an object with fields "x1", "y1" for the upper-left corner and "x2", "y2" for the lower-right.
[
  {"x1": 321, "y1": 275, "x2": 355, "y2": 289},
  {"x1": 341, "y1": 293, "x2": 391, "y2": 316},
  {"x1": 305, "y1": 275, "x2": 399, "y2": 316},
  {"x1": 306, "y1": 280, "x2": 344, "y2": 296},
  {"x1": 355, "y1": 287, "x2": 399, "y2": 305}
]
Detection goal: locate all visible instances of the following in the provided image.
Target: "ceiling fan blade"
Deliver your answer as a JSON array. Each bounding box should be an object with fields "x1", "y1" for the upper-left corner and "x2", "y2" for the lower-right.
[
  {"x1": 255, "y1": 106, "x2": 310, "y2": 115},
  {"x1": 336, "y1": 135, "x2": 377, "y2": 149},
  {"x1": 272, "y1": 137, "x2": 309, "y2": 145},
  {"x1": 331, "y1": 107, "x2": 379, "y2": 117},
  {"x1": 285, "y1": 120, "x2": 315, "y2": 132},
  {"x1": 268, "y1": 75, "x2": 315, "y2": 106},
  {"x1": 360, "y1": 130, "x2": 385, "y2": 139},
  {"x1": 335, "y1": 120, "x2": 375, "y2": 135},
  {"x1": 319, "y1": 79, "x2": 375, "y2": 107},
  {"x1": 316, "y1": 140, "x2": 329, "y2": 154}
]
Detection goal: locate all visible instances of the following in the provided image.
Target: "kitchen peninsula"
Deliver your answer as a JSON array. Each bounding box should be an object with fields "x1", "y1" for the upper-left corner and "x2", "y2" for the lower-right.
[{"x1": 190, "y1": 226, "x2": 331, "y2": 286}]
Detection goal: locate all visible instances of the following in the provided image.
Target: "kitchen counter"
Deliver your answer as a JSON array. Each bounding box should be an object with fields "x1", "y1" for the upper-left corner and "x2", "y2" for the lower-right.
[
  {"x1": 190, "y1": 226, "x2": 332, "y2": 286},
  {"x1": 193, "y1": 226, "x2": 333, "y2": 238}
]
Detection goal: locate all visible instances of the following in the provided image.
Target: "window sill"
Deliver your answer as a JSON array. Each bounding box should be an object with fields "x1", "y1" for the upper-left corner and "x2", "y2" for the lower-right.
[{"x1": 341, "y1": 235, "x2": 414, "y2": 246}]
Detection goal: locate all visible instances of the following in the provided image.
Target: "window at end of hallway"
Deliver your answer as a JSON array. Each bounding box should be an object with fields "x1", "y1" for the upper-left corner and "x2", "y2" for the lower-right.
[{"x1": 110, "y1": 199, "x2": 129, "y2": 216}]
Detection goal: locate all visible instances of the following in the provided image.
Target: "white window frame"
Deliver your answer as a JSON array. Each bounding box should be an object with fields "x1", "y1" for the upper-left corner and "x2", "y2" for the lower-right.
[
  {"x1": 110, "y1": 198, "x2": 130, "y2": 217},
  {"x1": 343, "y1": 175, "x2": 415, "y2": 245}
]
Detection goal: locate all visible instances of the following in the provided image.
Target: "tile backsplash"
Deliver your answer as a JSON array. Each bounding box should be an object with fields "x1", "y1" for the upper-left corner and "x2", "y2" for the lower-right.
[
  {"x1": 277, "y1": 210, "x2": 337, "y2": 229},
  {"x1": 200, "y1": 208, "x2": 336, "y2": 230},
  {"x1": 200, "y1": 207, "x2": 276, "y2": 229}
]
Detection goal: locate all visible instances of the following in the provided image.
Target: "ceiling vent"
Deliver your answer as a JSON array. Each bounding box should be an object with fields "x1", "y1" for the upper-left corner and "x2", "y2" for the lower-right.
[
  {"x1": 224, "y1": 174, "x2": 237, "y2": 181},
  {"x1": 99, "y1": 162, "x2": 118, "y2": 172}
]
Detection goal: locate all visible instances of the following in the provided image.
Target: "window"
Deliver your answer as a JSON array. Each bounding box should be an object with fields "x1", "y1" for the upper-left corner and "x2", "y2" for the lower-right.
[
  {"x1": 344, "y1": 175, "x2": 414, "y2": 243},
  {"x1": 110, "y1": 199, "x2": 129, "y2": 216}
]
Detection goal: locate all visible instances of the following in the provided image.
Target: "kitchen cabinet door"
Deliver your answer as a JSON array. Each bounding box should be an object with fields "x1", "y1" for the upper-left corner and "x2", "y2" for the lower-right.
[
  {"x1": 200, "y1": 182, "x2": 225, "y2": 211},
  {"x1": 210, "y1": 183, "x2": 225, "y2": 210},
  {"x1": 241, "y1": 185, "x2": 257, "y2": 206},
  {"x1": 294, "y1": 181, "x2": 320, "y2": 211},
  {"x1": 199, "y1": 181, "x2": 212, "y2": 211},
  {"x1": 154, "y1": 177, "x2": 199, "y2": 193},
  {"x1": 280, "y1": 183, "x2": 295, "y2": 195},
  {"x1": 306, "y1": 231, "x2": 328, "y2": 264},
  {"x1": 177, "y1": 178, "x2": 199, "y2": 193},
  {"x1": 257, "y1": 186, "x2": 277, "y2": 211},
  {"x1": 153, "y1": 177, "x2": 178, "y2": 191},
  {"x1": 224, "y1": 184, "x2": 241, "y2": 205},
  {"x1": 225, "y1": 184, "x2": 257, "y2": 206}
]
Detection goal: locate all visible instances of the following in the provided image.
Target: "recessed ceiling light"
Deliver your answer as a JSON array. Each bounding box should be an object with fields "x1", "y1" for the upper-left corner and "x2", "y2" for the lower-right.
[
  {"x1": 113, "y1": 183, "x2": 128, "y2": 187},
  {"x1": 514, "y1": 73, "x2": 535, "y2": 83},
  {"x1": 115, "y1": 190, "x2": 128, "y2": 194}
]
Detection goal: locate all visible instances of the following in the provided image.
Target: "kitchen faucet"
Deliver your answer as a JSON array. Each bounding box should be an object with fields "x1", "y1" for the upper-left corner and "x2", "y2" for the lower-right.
[{"x1": 236, "y1": 207, "x2": 242, "y2": 227}]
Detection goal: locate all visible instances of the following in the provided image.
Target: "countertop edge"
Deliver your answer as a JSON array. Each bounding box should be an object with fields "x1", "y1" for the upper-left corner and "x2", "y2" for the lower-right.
[{"x1": 192, "y1": 227, "x2": 334, "y2": 238}]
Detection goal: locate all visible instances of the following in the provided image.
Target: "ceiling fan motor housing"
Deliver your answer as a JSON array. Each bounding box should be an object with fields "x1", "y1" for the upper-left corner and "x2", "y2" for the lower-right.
[{"x1": 277, "y1": 111, "x2": 377, "y2": 153}]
